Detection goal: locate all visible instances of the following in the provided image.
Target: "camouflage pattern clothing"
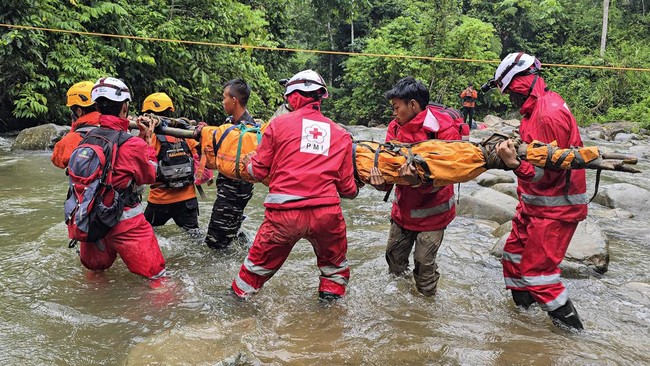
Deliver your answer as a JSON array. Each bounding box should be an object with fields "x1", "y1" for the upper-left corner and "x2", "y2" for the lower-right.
[{"x1": 205, "y1": 111, "x2": 257, "y2": 250}]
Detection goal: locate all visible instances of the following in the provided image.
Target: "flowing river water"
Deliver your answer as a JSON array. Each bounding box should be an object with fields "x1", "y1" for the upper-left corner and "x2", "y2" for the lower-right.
[{"x1": 0, "y1": 128, "x2": 649, "y2": 365}]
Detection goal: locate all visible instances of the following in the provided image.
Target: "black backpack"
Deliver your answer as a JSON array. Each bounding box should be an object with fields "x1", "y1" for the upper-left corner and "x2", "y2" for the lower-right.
[{"x1": 155, "y1": 134, "x2": 195, "y2": 188}]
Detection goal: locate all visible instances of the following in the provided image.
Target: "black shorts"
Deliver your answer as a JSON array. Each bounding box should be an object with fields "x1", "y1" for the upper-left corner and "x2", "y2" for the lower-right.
[{"x1": 144, "y1": 197, "x2": 199, "y2": 230}]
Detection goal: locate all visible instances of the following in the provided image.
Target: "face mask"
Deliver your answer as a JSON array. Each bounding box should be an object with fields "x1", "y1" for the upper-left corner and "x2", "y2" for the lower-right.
[{"x1": 508, "y1": 92, "x2": 529, "y2": 109}]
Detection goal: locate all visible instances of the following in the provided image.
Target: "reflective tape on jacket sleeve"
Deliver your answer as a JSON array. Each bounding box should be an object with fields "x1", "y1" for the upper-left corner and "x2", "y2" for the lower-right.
[
  {"x1": 521, "y1": 193, "x2": 589, "y2": 207},
  {"x1": 410, "y1": 196, "x2": 455, "y2": 219},
  {"x1": 502, "y1": 251, "x2": 522, "y2": 264},
  {"x1": 119, "y1": 203, "x2": 144, "y2": 221}
]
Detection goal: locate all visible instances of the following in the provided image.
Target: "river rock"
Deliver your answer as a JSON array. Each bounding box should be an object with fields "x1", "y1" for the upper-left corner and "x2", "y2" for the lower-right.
[
  {"x1": 586, "y1": 130, "x2": 605, "y2": 140},
  {"x1": 591, "y1": 183, "x2": 650, "y2": 213},
  {"x1": 457, "y1": 188, "x2": 518, "y2": 224},
  {"x1": 490, "y1": 218, "x2": 609, "y2": 276},
  {"x1": 613, "y1": 133, "x2": 639, "y2": 142},
  {"x1": 628, "y1": 145, "x2": 650, "y2": 159},
  {"x1": 11, "y1": 123, "x2": 69, "y2": 150},
  {"x1": 491, "y1": 220, "x2": 512, "y2": 238},
  {"x1": 475, "y1": 172, "x2": 515, "y2": 187},
  {"x1": 482, "y1": 115, "x2": 504, "y2": 128},
  {"x1": 587, "y1": 121, "x2": 638, "y2": 141},
  {"x1": 490, "y1": 183, "x2": 518, "y2": 199},
  {"x1": 503, "y1": 119, "x2": 521, "y2": 128}
]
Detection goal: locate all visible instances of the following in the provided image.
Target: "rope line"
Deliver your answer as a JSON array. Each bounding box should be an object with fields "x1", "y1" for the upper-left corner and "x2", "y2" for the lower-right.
[{"x1": 3, "y1": 23, "x2": 650, "y2": 72}]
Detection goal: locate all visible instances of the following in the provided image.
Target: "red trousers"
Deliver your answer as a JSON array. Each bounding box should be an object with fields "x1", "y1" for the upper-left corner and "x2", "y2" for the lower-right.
[
  {"x1": 501, "y1": 212, "x2": 578, "y2": 311},
  {"x1": 232, "y1": 205, "x2": 350, "y2": 297},
  {"x1": 79, "y1": 208, "x2": 166, "y2": 279}
]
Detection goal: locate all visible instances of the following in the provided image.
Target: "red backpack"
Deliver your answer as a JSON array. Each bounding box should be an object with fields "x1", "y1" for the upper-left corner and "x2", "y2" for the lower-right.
[
  {"x1": 64, "y1": 128, "x2": 132, "y2": 243},
  {"x1": 428, "y1": 102, "x2": 470, "y2": 140}
]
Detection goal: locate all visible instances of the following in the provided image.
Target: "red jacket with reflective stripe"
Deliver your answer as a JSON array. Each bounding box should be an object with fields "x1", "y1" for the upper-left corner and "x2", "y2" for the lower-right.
[
  {"x1": 386, "y1": 105, "x2": 460, "y2": 231},
  {"x1": 97, "y1": 115, "x2": 158, "y2": 191},
  {"x1": 512, "y1": 76, "x2": 587, "y2": 222},
  {"x1": 250, "y1": 102, "x2": 357, "y2": 209},
  {"x1": 51, "y1": 111, "x2": 101, "y2": 169}
]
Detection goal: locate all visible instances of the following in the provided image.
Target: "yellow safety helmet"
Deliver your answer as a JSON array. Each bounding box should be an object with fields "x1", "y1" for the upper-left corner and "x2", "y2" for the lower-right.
[
  {"x1": 66, "y1": 81, "x2": 95, "y2": 107},
  {"x1": 142, "y1": 92, "x2": 175, "y2": 113}
]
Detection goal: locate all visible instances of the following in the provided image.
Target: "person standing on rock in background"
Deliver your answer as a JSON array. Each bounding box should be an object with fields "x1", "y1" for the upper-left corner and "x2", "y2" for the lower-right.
[
  {"x1": 369, "y1": 76, "x2": 460, "y2": 297},
  {"x1": 51, "y1": 81, "x2": 101, "y2": 169},
  {"x1": 486, "y1": 52, "x2": 588, "y2": 331},
  {"x1": 204, "y1": 79, "x2": 258, "y2": 250},
  {"x1": 460, "y1": 83, "x2": 478, "y2": 129}
]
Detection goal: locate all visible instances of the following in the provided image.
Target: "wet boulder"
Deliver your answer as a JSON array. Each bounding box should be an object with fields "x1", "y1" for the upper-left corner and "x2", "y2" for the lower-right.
[
  {"x1": 490, "y1": 218, "x2": 609, "y2": 277},
  {"x1": 591, "y1": 183, "x2": 650, "y2": 213},
  {"x1": 11, "y1": 123, "x2": 69, "y2": 151},
  {"x1": 482, "y1": 115, "x2": 504, "y2": 128},
  {"x1": 475, "y1": 171, "x2": 515, "y2": 188},
  {"x1": 457, "y1": 188, "x2": 518, "y2": 224},
  {"x1": 490, "y1": 183, "x2": 518, "y2": 199},
  {"x1": 628, "y1": 145, "x2": 650, "y2": 159}
]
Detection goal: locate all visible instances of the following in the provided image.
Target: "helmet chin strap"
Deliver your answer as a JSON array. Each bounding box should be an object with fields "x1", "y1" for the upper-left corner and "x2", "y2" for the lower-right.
[{"x1": 527, "y1": 74, "x2": 539, "y2": 98}]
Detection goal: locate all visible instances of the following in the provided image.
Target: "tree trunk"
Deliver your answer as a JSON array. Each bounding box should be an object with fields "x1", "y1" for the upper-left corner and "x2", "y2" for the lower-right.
[
  {"x1": 328, "y1": 21, "x2": 334, "y2": 85},
  {"x1": 600, "y1": 0, "x2": 610, "y2": 57}
]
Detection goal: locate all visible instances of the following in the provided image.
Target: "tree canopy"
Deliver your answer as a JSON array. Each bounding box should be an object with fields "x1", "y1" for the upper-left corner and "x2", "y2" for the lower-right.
[{"x1": 1, "y1": 0, "x2": 648, "y2": 131}]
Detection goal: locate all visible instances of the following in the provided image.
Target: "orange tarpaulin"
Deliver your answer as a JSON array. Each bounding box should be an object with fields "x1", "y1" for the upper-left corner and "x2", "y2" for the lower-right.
[{"x1": 193, "y1": 124, "x2": 638, "y2": 186}]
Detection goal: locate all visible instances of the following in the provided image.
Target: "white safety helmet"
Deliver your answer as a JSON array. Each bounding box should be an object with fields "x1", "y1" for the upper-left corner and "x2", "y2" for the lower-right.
[
  {"x1": 284, "y1": 69, "x2": 329, "y2": 98},
  {"x1": 493, "y1": 52, "x2": 541, "y2": 92},
  {"x1": 91, "y1": 77, "x2": 132, "y2": 103}
]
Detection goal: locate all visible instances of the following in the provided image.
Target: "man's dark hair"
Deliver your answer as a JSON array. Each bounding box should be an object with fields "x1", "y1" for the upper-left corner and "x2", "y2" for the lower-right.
[
  {"x1": 385, "y1": 76, "x2": 429, "y2": 110},
  {"x1": 73, "y1": 105, "x2": 97, "y2": 115},
  {"x1": 95, "y1": 98, "x2": 126, "y2": 117},
  {"x1": 224, "y1": 78, "x2": 250, "y2": 107}
]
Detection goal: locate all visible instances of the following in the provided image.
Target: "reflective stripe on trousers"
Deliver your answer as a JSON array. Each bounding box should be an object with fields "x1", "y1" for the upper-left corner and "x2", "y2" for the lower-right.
[
  {"x1": 410, "y1": 196, "x2": 455, "y2": 219},
  {"x1": 521, "y1": 193, "x2": 589, "y2": 207},
  {"x1": 504, "y1": 273, "x2": 561, "y2": 288}
]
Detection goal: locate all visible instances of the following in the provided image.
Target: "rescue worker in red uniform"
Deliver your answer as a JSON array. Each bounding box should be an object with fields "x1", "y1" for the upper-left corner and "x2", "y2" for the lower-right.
[
  {"x1": 51, "y1": 81, "x2": 101, "y2": 168},
  {"x1": 489, "y1": 52, "x2": 588, "y2": 330},
  {"x1": 231, "y1": 70, "x2": 360, "y2": 301},
  {"x1": 78, "y1": 77, "x2": 166, "y2": 280},
  {"x1": 369, "y1": 76, "x2": 460, "y2": 296},
  {"x1": 141, "y1": 92, "x2": 200, "y2": 233}
]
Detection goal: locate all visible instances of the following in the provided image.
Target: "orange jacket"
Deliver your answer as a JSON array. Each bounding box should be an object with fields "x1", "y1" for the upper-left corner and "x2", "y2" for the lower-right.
[
  {"x1": 460, "y1": 88, "x2": 478, "y2": 108},
  {"x1": 147, "y1": 134, "x2": 199, "y2": 204},
  {"x1": 51, "y1": 111, "x2": 101, "y2": 169}
]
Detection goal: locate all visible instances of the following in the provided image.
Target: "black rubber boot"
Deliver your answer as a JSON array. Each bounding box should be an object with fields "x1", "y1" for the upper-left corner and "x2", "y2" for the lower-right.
[
  {"x1": 548, "y1": 299, "x2": 584, "y2": 331},
  {"x1": 318, "y1": 291, "x2": 341, "y2": 302},
  {"x1": 512, "y1": 290, "x2": 535, "y2": 309}
]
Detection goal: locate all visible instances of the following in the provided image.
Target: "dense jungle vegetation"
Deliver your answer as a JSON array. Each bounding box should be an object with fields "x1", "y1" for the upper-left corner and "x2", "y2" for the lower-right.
[{"x1": 1, "y1": 0, "x2": 649, "y2": 131}]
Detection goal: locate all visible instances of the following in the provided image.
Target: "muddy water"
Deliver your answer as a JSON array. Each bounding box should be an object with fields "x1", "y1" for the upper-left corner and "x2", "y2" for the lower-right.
[{"x1": 0, "y1": 131, "x2": 649, "y2": 365}]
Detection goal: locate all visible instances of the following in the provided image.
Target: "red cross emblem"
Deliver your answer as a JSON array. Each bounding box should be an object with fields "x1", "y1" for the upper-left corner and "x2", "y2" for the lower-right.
[
  {"x1": 305, "y1": 125, "x2": 327, "y2": 143},
  {"x1": 309, "y1": 127, "x2": 323, "y2": 139}
]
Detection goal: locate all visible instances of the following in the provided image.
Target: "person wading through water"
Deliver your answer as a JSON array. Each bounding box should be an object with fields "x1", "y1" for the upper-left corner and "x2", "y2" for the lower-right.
[
  {"x1": 487, "y1": 52, "x2": 588, "y2": 331},
  {"x1": 231, "y1": 70, "x2": 361, "y2": 301}
]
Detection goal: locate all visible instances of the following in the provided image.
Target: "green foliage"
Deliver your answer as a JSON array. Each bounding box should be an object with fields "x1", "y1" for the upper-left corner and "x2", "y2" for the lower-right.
[{"x1": 0, "y1": 0, "x2": 649, "y2": 129}]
